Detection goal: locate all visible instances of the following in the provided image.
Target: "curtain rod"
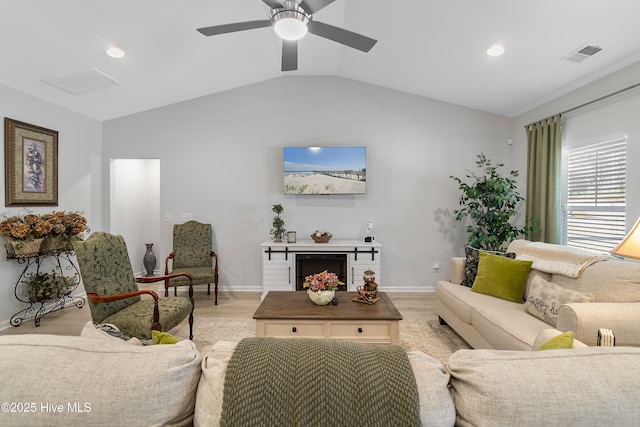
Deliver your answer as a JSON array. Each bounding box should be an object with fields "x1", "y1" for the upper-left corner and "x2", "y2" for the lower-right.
[{"x1": 525, "y1": 82, "x2": 640, "y2": 128}]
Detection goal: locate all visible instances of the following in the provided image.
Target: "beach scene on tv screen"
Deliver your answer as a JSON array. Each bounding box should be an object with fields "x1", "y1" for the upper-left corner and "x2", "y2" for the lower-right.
[{"x1": 284, "y1": 147, "x2": 366, "y2": 195}]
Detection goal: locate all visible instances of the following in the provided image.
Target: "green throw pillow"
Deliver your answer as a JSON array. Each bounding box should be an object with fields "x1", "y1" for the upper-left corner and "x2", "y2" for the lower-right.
[
  {"x1": 535, "y1": 331, "x2": 574, "y2": 351},
  {"x1": 152, "y1": 330, "x2": 179, "y2": 344},
  {"x1": 471, "y1": 251, "x2": 533, "y2": 303}
]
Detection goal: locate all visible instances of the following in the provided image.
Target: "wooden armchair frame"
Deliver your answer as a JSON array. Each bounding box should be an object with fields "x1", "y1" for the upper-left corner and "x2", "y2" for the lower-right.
[{"x1": 87, "y1": 272, "x2": 194, "y2": 339}]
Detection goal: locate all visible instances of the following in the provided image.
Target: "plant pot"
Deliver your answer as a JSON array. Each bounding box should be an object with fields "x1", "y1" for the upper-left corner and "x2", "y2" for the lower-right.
[
  {"x1": 5, "y1": 238, "x2": 43, "y2": 258},
  {"x1": 5, "y1": 236, "x2": 77, "y2": 259},
  {"x1": 307, "y1": 289, "x2": 335, "y2": 305}
]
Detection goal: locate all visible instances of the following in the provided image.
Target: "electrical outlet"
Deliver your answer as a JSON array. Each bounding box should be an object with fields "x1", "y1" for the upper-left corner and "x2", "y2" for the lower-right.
[
  {"x1": 180, "y1": 213, "x2": 192, "y2": 221},
  {"x1": 433, "y1": 263, "x2": 441, "y2": 272},
  {"x1": 164, "y1": 212, "x2": 171, "y2": 222}
]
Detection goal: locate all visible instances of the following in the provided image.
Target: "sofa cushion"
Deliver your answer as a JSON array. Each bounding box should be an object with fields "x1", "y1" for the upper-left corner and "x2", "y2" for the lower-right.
[
  {"x1": 448, "y1": 347, "x2": 640, "y2": 427},
  {"x1": 152, "y1": 330, "x2": 180, "y2": 344},
  {"x1": 525, "y1": 276, "x2": 594, "y2": 326},
  {"x1": 460, "y1": 246, "x2": 516, "y2": 287},
  {"x1": 471, "y1": 252, "x2": 532, "y2": 302},
  {"x1": 195, "y1": 341, "x2": 456, "y2": 427},
  {"x1": 437, "y1": 280, "x2": 518, "y2": 326},
  {"x1": 195, "y1": 341, "x2": 237, "y2": 426},
  {"x1": 0, "y1": 334, "x2": 202, "y2": 426},
  {"x1": 472, "y1": 304, "x2": 550, "y2": 350},
  {"x1": 533, "y1": 328, "x2": 588, "y2": 349},
  {"x1": 80, "y1": 321, "x2": 143, "y2": 345},
  {"x1": 535, "y1": 331, "x2": 574, "y2": 350},
  {"x1": 550, "y1": 259, "x2": 640, "y2": 302},
  {"x1": 437, "y1": 281, "x2": 549, "y2": 350}
]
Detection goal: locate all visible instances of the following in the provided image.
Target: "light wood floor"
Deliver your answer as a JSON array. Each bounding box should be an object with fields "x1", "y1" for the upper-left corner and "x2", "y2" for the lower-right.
[{"x1": 0, "y1": 289, "x2": 437, "y2": 337}]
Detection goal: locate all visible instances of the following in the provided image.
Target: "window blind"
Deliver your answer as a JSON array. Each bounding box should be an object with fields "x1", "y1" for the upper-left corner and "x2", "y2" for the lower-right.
[{"x1": 562, "y1": 137, "x2": 626, "y2": 253}]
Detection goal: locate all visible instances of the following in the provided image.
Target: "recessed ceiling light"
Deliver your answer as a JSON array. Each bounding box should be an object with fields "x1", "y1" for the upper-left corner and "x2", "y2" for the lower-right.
[
  {"x1": 486, "y1": 45, "x2": 505, "y2": 57},
  {"x1": 106, "y1": 47, "x2": 125, "y2": 58}
]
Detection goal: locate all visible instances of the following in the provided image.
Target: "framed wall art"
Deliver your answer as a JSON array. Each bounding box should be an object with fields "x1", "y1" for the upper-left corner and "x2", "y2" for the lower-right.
[{"x1": 5, "y1": 118, "x2": 58, "y2": 206}]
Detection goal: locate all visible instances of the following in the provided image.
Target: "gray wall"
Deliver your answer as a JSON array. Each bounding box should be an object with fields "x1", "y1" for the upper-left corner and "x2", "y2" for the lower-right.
[
  {"x1": 0, "y1": 83, "x2": 103, "y2": 329},
  {"x1": 103, "y1": 76, "x2": 514, "y2": 293},
  {"x1": 3, "y1": 61, "x2": 638, "y2": 328},
  {"x1": 510, "y1": 61, "x2": 640, "y2": 233}
]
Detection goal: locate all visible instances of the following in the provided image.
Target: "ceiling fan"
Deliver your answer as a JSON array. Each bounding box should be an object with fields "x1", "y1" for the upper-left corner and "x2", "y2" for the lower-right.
[{"x1": 196, "y1": 0, "x2": 377, "y2": 71}]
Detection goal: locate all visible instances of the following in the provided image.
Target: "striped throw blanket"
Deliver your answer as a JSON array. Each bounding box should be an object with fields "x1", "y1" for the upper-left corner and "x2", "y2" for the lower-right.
[{"x1": 516, "y1": 241, "x2": 610, "y2": 278}]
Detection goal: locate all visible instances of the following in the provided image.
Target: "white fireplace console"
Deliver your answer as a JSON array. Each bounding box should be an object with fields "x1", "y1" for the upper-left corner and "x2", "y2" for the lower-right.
[{"x1": 261, "y1": 240, "x2": 382, "y2": 298}]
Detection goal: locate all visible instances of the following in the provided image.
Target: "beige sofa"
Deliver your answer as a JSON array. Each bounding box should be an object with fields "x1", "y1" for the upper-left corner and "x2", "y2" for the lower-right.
[
  {"x1": 1, "y1": 333, "x2": 640, "y2": 426},
  {"x1": 436, "y1": 239, "x2": 640, "y2": 349}
]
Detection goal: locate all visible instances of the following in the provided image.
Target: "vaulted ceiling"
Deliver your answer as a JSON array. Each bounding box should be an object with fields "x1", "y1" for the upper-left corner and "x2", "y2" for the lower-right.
[{"x1": 2, "y1": 0, "x2": 640, "y2": 121}]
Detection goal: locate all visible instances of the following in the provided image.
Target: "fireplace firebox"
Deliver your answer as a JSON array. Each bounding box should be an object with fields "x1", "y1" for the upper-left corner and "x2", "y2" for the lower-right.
[{"x1": 295, "y1": 254, "x2": 347, "y2": 291}]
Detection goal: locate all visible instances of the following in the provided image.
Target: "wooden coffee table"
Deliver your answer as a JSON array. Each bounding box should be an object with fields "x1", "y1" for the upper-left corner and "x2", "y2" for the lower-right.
[{"x1": 253, "y1": 291, "x2": 403, "y2": 345}]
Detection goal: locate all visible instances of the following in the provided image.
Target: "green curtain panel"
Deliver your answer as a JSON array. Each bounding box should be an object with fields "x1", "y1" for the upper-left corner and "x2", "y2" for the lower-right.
[{"x1": 525, "y1": 114, "x2": 562, "y2": 243}]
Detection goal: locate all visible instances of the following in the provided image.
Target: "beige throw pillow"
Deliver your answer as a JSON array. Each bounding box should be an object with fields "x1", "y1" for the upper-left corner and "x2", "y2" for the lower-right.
[{"x1": 525, "y1": 276, "x2": 594, "y2": 326}]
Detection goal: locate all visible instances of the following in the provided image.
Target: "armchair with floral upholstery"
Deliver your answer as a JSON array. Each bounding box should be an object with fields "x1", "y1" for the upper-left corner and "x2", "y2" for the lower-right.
[
  {"x1": 165, "y1": 220, "x2": 219, "y2": 305},
  {"x1": 74, "y1": 232, "x2": 194, "y2": 340}
]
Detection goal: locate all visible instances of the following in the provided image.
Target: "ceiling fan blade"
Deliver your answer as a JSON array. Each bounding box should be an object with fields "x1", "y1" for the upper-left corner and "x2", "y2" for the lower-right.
[
  {"x1": 262, "y1": 0, "x2": 283, "y2": 8},
  {"x1": 298, "y1": 0, "x2": 336, "y2": 14},
  {"x1": 282, "y1": 40, "x2": 298, "y2": 71},
  {"x1": 197, "y1": 20, "x2": 271, "y2": 36},
  {"x1": 308, "y1": 21, "x2": 377, "y2": 52}
]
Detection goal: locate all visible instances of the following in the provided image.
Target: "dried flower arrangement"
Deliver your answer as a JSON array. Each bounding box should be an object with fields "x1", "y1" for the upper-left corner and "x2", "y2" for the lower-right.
[
  {"x1": 0, "y1": 210, "x2": 88, "y2": 241},
  {"x1": 1, "y1": 210, "x2": 89, "y2": 257}
]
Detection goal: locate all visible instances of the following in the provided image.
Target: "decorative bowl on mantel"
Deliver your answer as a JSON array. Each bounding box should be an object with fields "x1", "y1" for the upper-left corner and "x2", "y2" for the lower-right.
[{"x1": 310, "y1": 231, "x2": 332, "y2": 243}]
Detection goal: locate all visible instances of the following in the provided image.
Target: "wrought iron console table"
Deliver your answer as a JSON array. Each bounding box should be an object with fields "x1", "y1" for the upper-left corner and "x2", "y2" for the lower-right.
[{"x1": 7, "y1": 249, "x2": 85, "y2": 327}]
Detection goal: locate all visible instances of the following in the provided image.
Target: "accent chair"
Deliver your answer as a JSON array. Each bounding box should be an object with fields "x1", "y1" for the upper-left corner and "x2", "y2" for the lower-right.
[
  {"x1": 165, "y1": 220, "x2": 219, "y2": 305},
  {"x1": 74, "y1": 232, "x2": 194, "y2": 340}
]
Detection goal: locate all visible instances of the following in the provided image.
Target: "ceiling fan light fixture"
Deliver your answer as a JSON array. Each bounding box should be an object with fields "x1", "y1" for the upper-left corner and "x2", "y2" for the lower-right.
[
  {"x1": 270, "y1": 1, "x2": 310, "y2": 41},
  {"x1": 273, "y1": 16, "x2": 308, "y2": 40}
]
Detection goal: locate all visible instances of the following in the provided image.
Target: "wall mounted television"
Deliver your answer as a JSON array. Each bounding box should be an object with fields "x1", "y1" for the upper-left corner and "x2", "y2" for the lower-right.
[{"x1": 284, "y1": 147, "x2": 366, "y2": 195}]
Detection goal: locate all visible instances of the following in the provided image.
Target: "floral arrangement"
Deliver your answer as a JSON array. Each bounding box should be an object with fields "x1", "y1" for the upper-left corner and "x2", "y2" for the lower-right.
[
  {"x1": 303, "y1": 270, "x2": 343, "y2": 292},
  {"x1": 0, "y1": 211, "x2": 88, "y2": 241}
]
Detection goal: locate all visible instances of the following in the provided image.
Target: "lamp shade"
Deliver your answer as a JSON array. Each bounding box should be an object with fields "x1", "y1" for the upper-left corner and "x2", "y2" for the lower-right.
[{"x1": 611, "y1": 216, "x2": 640, "y2": 260}]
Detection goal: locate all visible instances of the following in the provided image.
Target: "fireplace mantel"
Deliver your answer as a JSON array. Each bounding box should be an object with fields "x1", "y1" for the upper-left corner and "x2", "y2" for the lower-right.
[{"x1": 261, "y1": 240, "x2": 382, "y2": 298}]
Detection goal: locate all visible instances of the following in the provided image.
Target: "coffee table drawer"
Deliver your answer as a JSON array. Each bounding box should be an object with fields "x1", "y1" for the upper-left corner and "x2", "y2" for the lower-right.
[
  {"x1": 329, "y1": 322, "x2": 391, "y2": 338},
  {"x1": 261, "y1": 321, "x2": 325, "y2": 337}
]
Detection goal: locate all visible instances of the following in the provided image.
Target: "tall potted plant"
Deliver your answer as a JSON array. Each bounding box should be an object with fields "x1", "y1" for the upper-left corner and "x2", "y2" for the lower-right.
[{"x1": 450, "y1": 153, "x2": 533, "y2": 251}]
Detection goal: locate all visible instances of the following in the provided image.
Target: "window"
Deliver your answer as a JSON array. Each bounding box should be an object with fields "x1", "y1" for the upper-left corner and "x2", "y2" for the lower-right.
[{"x1": 562, "y1": 136, "x2": 626, "y2": 253}]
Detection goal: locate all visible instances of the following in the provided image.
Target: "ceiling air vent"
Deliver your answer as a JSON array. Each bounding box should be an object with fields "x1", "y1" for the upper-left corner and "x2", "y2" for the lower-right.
[
  {"x1": 42, "y1": 67, "x2": 119, "y2": 95},
  {"x1": 563, "y1": 44, "x2": 602, "y2": 63}
]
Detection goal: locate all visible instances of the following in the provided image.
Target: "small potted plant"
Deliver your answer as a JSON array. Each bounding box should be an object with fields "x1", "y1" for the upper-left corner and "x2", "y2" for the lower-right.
[{"x1": 270, "y1": 204, "x2": 286, "y2": 242}]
